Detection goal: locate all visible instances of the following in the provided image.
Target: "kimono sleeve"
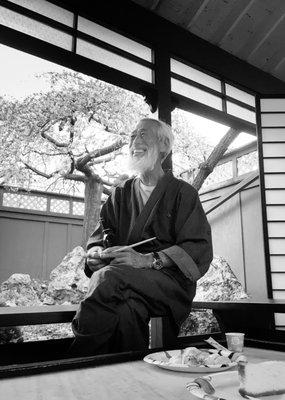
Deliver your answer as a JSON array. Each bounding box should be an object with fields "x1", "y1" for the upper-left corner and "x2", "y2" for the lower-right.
[
  {"x1": 84, "y1": 189, "x2": 119, "y2": 278},
  {"x1": 162, "y1": 184, "x2": 213, "y2": 282}
]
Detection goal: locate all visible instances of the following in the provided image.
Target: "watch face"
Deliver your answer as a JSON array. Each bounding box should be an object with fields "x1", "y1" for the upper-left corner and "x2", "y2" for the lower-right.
[
  {"x1": 153, "y1": 261, "x2": 163, "y2": 270},
  {"x1": 152, "y1": 253, "x2": 164, "y2": 270}
]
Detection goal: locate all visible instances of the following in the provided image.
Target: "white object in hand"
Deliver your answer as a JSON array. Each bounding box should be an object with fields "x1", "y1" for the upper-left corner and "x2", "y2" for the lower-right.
[{"x1": 112, "y1": 237, "x2": 156, "y2": 252}]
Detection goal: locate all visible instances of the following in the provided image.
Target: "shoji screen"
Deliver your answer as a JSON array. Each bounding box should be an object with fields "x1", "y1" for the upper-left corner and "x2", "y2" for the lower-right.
[{"x1": 257, "y1": 96, "x2": 285, "y2": 329}]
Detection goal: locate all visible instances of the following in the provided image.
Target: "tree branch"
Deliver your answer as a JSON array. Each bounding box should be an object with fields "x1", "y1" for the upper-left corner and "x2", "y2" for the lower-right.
[
  {"x1": 67, "y1": 150, "x2": 75, "y2": 174},
  {"x1": 39, "y1": 117, "x2": 75, "y2": 148},
  {"x1": 69, "y1": 116, "x2": 76, "y2": 144},
  {"x1": 76, "y1": 138, "x2": 125, "y2": 169},
  {"x1": 63, "y1": 173, "x2": 86, "y2": 182},
  {"x1": 192, "y1": 128, "x2": 241, "y2": 191},
  {"x1": 103, "y1": 185, "x2": 111, "y2": 196},
  {"x1": 76, "y1": 163, "x2": 94, "y2": 177},
  {"x1": 41, "y1": 131, "x2": 70, "y2": 148},
  {"x1": 21, "y1": 160, "x2": 61, "y2": 179},
  {"x1": 28, "y1": 149, "x2": 64, "y2": 157},
  {"x1": 88, "y1": 151, "x2": 122, "y2": 166}
]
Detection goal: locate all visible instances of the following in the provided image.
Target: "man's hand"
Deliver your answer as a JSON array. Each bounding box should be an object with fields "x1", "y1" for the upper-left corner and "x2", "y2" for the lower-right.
[
  {"x1": 100, "y1": 247, "x2": 153, "y2": 269},
  {"x1": 86, "y1": 246, "x2": 107, "y2": 272}
]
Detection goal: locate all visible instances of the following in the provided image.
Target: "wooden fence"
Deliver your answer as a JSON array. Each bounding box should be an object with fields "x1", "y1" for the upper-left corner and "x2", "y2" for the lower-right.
[{"x1": 0, "y1": 187, "x2": 84, "y2": 282}]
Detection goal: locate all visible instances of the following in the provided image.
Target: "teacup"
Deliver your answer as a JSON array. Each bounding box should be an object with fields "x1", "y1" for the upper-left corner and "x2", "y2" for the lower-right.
[{"x1": 226, "y1": 332, "x2": 245, "y2": 352}]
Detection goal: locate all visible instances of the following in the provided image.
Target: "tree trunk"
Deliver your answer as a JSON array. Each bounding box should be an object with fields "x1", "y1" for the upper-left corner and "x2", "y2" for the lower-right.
[
  {"x1": 192, "y1": 128, "x2": 241, "y2": 191},
  {"x1": 82, "y1": 176, "x2": 103, "y2": 249}
]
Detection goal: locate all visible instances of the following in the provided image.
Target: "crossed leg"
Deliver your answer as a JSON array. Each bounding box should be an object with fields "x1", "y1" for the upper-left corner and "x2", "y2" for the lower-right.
[{"x1": 70, "y1": 264, "x2": 194, "y2": 356}]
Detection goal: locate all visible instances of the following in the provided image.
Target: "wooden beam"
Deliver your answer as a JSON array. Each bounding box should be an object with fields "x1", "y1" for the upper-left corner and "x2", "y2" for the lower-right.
[
  {"x1": 193, "y1": 299, "x2": 285, "y2": 312},
  {"x1": 2, "y1": 297, "x2": 285, "y2": 328},
  {"x1": 217, "y1": 0, "x2": 255, "y2": 45},
  {"x1": 172, "y1": 93, "x2": 256, "y2": 135},
  {"x1": 0, "y1": 25, "x2": 153, "y2": 101},
  {"x1": 0, "y1": 305, "x2": 77, "y2": 327},
  {"x1": 59, "y1": 0, "x2": 285, "y2": 94},
  {"x1": 237, "y1": 0, "x2": 285, "y2": 60},
  {"x1": 186, "y1": 0, "x2": 211, "y2": 30},
  {"x1": 205, "y1": 170, "x2": 259, "y2": 215}
]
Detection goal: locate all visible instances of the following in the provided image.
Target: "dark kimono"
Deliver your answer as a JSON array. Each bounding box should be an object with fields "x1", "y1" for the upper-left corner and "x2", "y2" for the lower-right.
[{"x1": 71, "y1": 172, "x2": 212, "y2": 355}]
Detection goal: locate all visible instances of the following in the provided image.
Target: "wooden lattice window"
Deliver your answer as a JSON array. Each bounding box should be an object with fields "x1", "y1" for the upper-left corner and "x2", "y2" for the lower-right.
[{"x1": 2, "y1": 192, "x2": 47, "y2": 211}]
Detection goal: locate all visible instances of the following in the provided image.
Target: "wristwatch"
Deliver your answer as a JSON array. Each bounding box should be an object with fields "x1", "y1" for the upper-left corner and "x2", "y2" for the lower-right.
[{"x1": 151, "y1": 252, "x2": 164, "y2": 270}]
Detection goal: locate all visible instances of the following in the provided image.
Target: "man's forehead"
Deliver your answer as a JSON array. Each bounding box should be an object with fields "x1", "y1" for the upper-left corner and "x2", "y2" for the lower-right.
[{"x1": 133, "y1": 120, "x2": 156, "y2": 133}]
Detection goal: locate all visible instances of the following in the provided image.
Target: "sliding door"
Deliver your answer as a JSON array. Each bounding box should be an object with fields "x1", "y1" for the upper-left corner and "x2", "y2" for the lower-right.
[{"x1": 257, "y1": 96, "x2": 285, "y2": 329}]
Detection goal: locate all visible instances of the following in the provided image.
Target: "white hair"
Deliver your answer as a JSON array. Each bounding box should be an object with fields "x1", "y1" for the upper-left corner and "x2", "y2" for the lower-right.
[{"x1": 140, "y1": 118, "x2": 174, "y2": 159}]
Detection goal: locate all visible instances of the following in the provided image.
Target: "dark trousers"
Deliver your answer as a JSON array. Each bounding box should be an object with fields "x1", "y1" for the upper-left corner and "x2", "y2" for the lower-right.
[{"x1": 69, "y1": 265, "x2": 195, "y2": 356}]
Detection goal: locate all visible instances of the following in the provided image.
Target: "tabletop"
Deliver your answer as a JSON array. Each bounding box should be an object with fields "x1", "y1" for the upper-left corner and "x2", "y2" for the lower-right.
[{"x1": 2, "y1": 347, "x2": 285, "y2": 400}]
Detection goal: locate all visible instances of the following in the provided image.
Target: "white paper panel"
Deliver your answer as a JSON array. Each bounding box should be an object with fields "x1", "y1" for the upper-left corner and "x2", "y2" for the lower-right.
[
  {"x1": 261, "y1": 113, "x2": 285, "y2": 127},
  {"x1": 270, "y1": 256, "x2": 285, "y2": 271},
  {"x1": 275, "y1": 312, "x2": 285, "y2": 325},
  {"x1": 267, "y1": 206, "x2": 285, "y2": 220},
  {"x1": 171, "y1": 79, "x2": 223, "y2": 110},
  {"x1": 266, "y1": 190, "x2": 285, "y2": 204},
  {"x1": 268, "y1": 222, "x2": 285, "y2": 237},
  {"x1": 0, "y1": 6, "x2": 72, "y2": 50},
  {"x1": 271, "y1": 273, "x2": 285, "y2": 289},
  {"x1": 269, "y1": 238, "x2": 285, "y2": 254},
  {"x1": 77, "y1": 39, "x2": 152, "y2": 82},
  {"x1": 264, "y1": 174, "x2": 285, "y2": 188},
  {"x1": 78, "y1": 17, "x2": 152, "y2": 61},
  {"x1": 226, "y1": 102, "x2": 256, "y2": 123},
  {"x1": 8, "y1": 0, "x2": 74, "y2": 26},
  {"x1": 261, "y1": 98, "x2": 285, "y2": 112},
  {"x1": 171, "y1": 59, "x2": 221, "y2": 92},
  {"x1": 262, "y1": 128, "x2": 285, "y2": 142},
  {"x1": 264, "y1": 159, "x2": 285, "y2": 173},
  {"x1": 273, "y1": 290, "x2": 285, "y2": 299},
  {"x1": 225, "y1": 84, "x2": 255, "y2": 106},
  {"x1": 263, "y1": 143, "x2": 285, "y2": 157}
]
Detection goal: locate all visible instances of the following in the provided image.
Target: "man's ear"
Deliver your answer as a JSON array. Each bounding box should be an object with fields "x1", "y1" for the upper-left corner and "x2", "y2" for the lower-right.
[
  {"x1": 160, "y1": 139, "x2": 169, "y2": 161},
  {"x1": 159, "y1": 139, "x2": 168, "y2": 154}
]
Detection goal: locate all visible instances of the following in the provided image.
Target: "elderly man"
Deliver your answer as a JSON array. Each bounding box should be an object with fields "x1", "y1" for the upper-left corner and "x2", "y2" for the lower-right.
[{"x1": 70, "y1": 118, "x2": 212, "y2": 356}]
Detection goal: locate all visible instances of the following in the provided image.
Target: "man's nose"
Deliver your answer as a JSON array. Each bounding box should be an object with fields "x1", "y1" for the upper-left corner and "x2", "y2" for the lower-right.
[{"x1": 133, "y1": 134, "x2": 143, "y2": 145}]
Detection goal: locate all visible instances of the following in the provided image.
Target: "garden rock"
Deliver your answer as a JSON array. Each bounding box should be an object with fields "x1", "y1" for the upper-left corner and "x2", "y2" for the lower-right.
[
  {"x1": 0, "y1": 274, "x2": 42, "y2": 344},
  {"x1": 195, "y1": 255, "x2": 248, "y2": 301},
  {"x1": 0, "y1": 273, "x2": 41, "y2": 306},
  {"x1": 45, "y1": 246, "x2": 88, "y2": 305},
  {"x1": 179, "y1": 255, "x2": 249, "y2": 336}
]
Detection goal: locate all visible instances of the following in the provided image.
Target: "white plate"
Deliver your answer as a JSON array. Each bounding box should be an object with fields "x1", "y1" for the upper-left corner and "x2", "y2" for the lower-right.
[{"x1": 143, "y1": 349, "x2": 237, "y2": 373}]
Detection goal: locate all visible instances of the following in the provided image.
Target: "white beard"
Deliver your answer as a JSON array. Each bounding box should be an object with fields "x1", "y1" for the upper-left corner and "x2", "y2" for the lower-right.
[{"x1": 128, "y1": 146, "x2": 159, "y2": 174}]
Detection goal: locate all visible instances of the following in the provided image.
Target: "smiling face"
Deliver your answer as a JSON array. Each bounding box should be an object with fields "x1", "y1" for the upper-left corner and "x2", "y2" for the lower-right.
[{"x1": 128, "y1": 119, "x2": 161, "y2": 173}]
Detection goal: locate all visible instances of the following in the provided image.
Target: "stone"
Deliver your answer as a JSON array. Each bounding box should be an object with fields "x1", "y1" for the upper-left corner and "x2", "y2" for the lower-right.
[
  {"x1": 44, "y1": 246, "x2": 89, "y2": 305},
  {"x1": 20, "y1": 246, "x2": 89, "y2": 341},
  {"x1": 0, "y1": 247, "x2": 88, "y2": 343},
  {"x1": 0, "y1": 273, "x2": 41, "y2": 306},
  {"x1": 0, "y1": 274, "x2": 42, "y2": 344},
  {"x1": 195, "y1": 255, "x2": 249, "y2": 301},
  {"x1": 179, "y1": 255, "x2": 249, "y2": 336}
]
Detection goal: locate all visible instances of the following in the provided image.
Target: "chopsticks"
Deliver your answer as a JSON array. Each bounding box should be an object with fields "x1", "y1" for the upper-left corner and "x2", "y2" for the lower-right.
[{"x1": 113, "y1": 237, "x2": 156, "y2": 252}]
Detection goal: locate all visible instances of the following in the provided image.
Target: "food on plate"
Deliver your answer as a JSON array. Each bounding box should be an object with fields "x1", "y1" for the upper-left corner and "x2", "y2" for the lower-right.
[
  {"x1": 238, "y1": 360, "x2": 285, "y2": 397},
  {"x1": 167, "y1": 347, "x2": 234, "y2": 367}
]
